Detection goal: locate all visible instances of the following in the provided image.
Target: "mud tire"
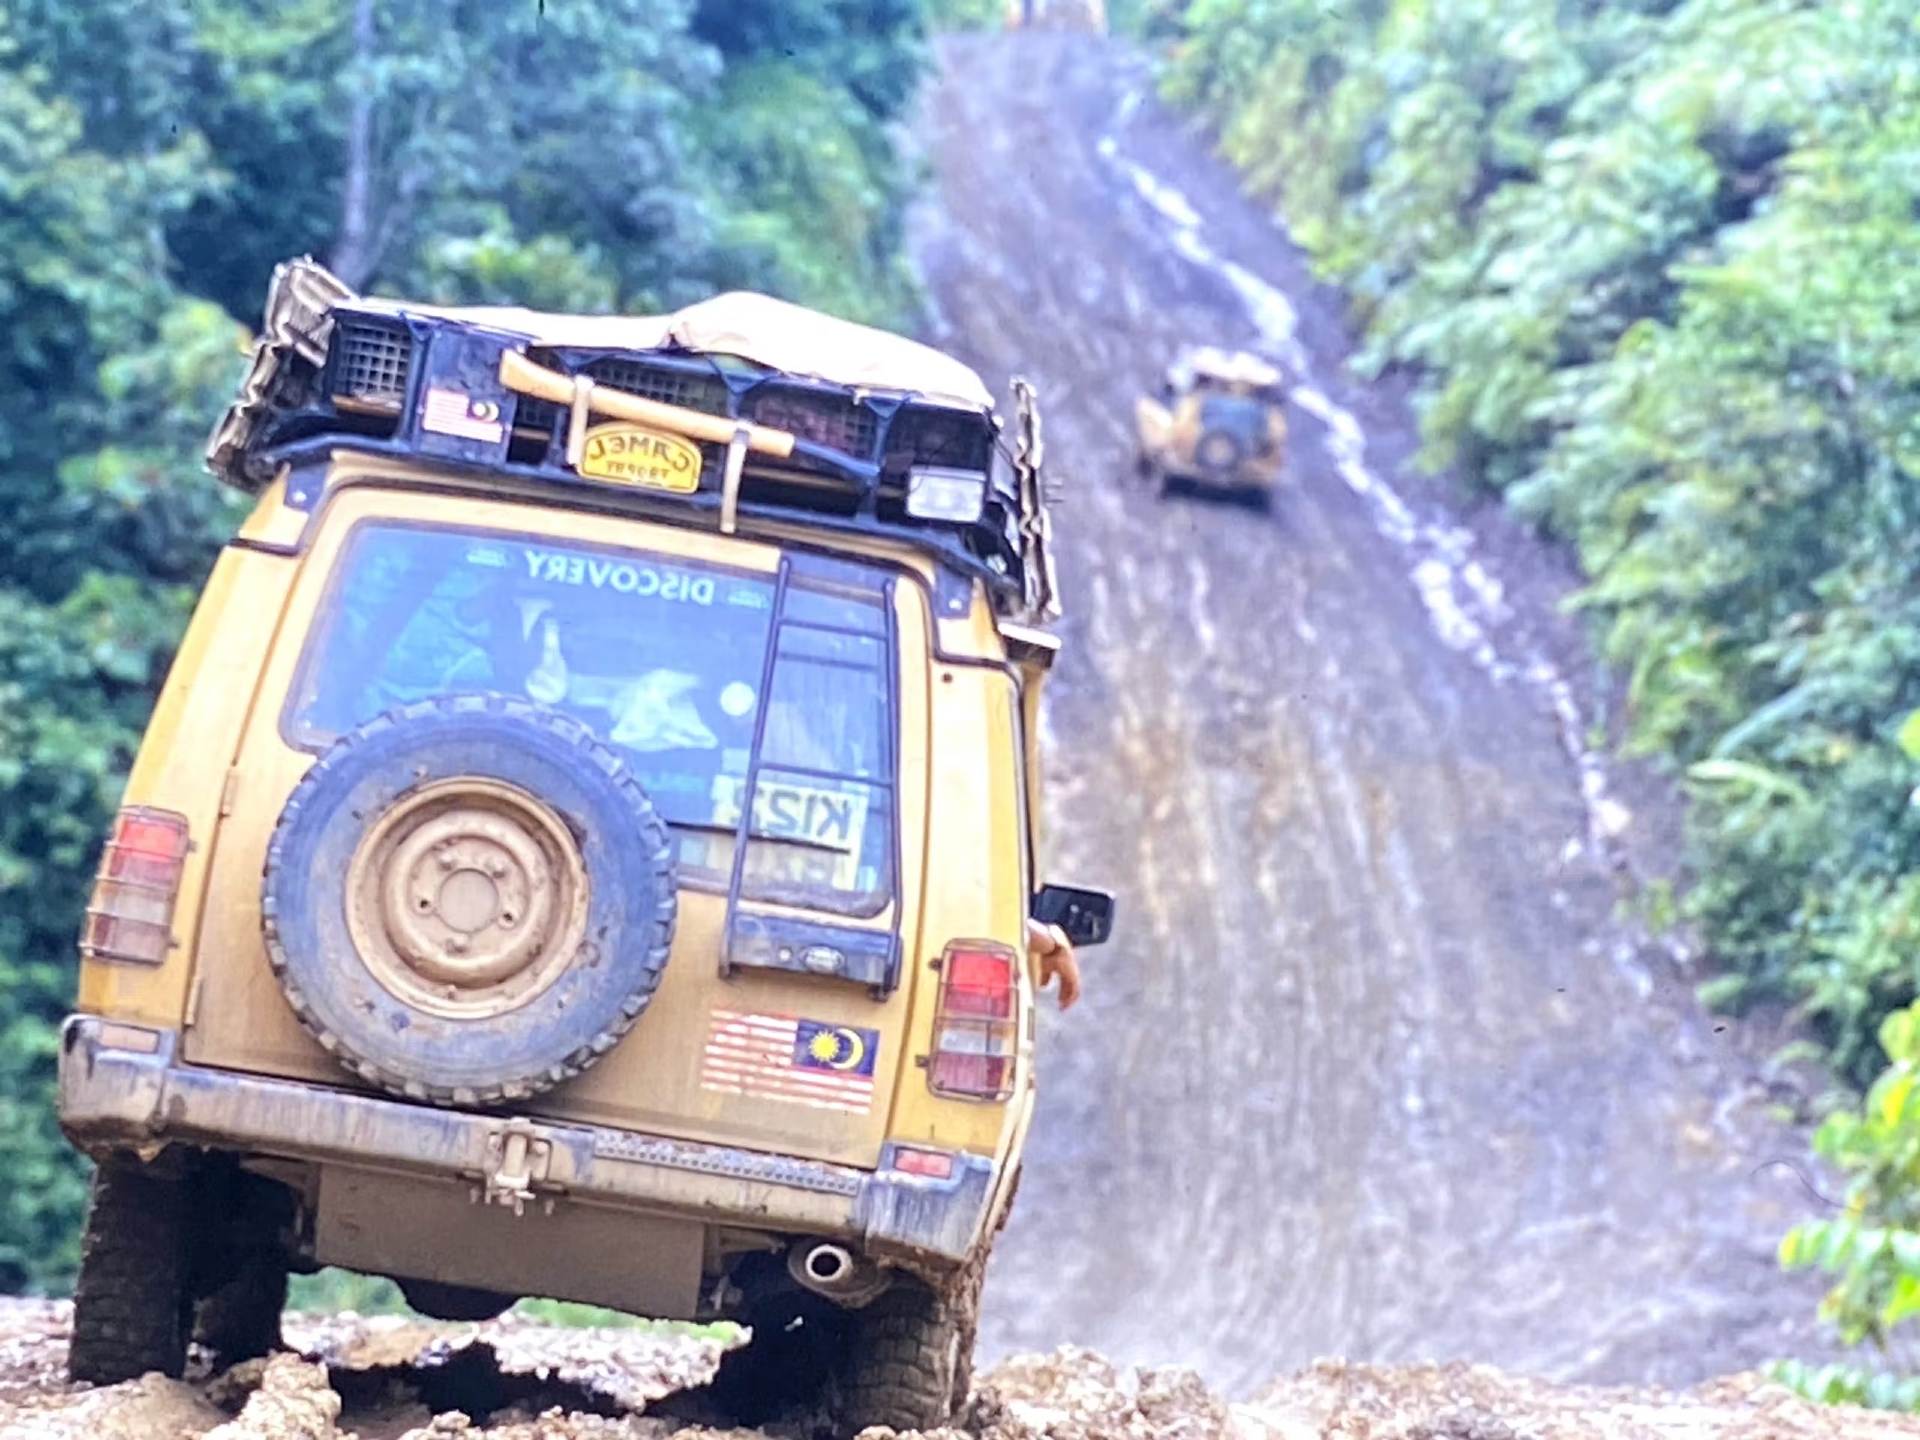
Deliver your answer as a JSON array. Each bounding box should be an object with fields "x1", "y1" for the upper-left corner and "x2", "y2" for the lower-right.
[
  {"x1": 69, "y1": 1153, "x2": 194, "y2": 1385},
  {"x1": 189, "y1": 1163, "x2": 292, "y2": 1368},
  {"x1": 194, "y1": 1248, "x2": 288, "y2": 1367},
  {"x1": 832, "y1": 1272, "x2": 980, "y2": 1436},
  {"x1": 262, "y1": 694, "x2": 677, "y2": 1106}
]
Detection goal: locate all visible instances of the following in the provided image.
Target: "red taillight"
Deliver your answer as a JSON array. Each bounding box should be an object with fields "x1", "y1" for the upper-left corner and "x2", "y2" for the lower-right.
[
  {"x1": 929, "y1": 942, "x2": 1018, "y2": 1101},
  {"x1": 81, "y1": 807, "x2": 189, "y2": 966},
  {"x1": 890, "y1": 1146, "x2": 956, "y2": 1180},
  {"x1": 941, "y1": 948, "x2": 1015, "y2": 1018},
  {"x1": 930, "y1": 1052, "x2": 1013, "y2": 1098}
]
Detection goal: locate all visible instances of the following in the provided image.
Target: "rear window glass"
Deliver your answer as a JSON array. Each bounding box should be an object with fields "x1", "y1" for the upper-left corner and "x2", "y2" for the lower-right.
[{"x1": 286, "y1": 523, "x2": 897, "y2": 915}]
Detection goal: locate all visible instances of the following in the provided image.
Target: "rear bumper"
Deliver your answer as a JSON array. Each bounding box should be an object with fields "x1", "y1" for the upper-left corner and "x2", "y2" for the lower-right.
[
  {"x1": 58, "y1": 1015, "x2": 992, "y2": 1264},
  {"x1": 1146, "y1": 446, "x2": 1284, "y2": 489},
  {"x1": 1172, "y1": 460, "x2": 1282, "y2": 489}
]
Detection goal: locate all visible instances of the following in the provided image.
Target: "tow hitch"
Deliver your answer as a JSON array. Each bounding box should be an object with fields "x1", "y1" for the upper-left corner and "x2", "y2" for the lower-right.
[{"x1": 477, "y1": 1117, "x2": 553, "y2": 1215}]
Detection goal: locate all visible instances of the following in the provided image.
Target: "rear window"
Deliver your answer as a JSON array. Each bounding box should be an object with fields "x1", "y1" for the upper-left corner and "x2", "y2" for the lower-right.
[{"x1": 286, "y1": 522, "x2": 897, "y2": 916}]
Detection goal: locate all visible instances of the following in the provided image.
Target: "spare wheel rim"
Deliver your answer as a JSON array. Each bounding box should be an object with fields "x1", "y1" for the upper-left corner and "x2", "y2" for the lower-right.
[
  {"x1": 346, "y1": 777, "x2": 589, "y2": 1019},
  {"x1": 1198, "y1": 431, "x2": 1240, "y2": 471}
]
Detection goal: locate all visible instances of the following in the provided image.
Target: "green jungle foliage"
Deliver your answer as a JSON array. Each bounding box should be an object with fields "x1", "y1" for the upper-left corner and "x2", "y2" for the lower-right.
[
  {"x1": 926, "y1": 0, "x2": 1008, "y2": 29},
  {"x1": 1167, "y1": 0, "x2": 1920, "y2": 1088},
  {"x1": 1777, "y1": 1000, "x2": 1920, "y2": 1408},
  {"x1": 0, "y1": 0, "x2": 928, "y2": 1293}
]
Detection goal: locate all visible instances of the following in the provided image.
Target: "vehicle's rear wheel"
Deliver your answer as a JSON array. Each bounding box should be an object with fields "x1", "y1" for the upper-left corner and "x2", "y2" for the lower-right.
[
  {"x1": 194, "y1": 1247, "x2": 288, "y2": 1368},
  {"x1": 188, "y1": 1163, "x2": 293, "y2": 1369},
  {"x1": 831, "y1": 1272, "x2": 980, "y2": 1436},
  {"x1": 69, "y1": 1153, "x2": 195, "y2": 1384}
]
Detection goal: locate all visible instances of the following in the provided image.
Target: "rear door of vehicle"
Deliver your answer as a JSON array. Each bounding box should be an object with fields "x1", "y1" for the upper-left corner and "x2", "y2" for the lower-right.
[
  {"x1": 536, "y1": 543, "x2": 933, "y2": 1168},
  {"x1": 183, "y1": 484, "x2": 927, "y2": 1169}
]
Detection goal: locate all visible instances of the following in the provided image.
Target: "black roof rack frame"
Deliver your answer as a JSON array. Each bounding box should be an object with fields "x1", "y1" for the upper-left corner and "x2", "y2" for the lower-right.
[{"x1": 240, "y1": 305, "x2": 1029, "y2": 606}]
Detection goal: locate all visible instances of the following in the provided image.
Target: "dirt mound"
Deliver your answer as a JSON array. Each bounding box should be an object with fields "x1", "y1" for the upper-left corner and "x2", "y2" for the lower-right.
[
  {"x1": 0, "y1": 1300, "x2": 710, "y2": 1440},
  {"x1": 0, "y1": 1302, "x2": 1911, "y2": 1440},
  {"x1": 1, "y1": 1371, "x2": 225, "y2": 1440},
  {"x1": 954, "y1": 1349, "x2": 1234, "y2": 1440},
  {"x1": 1240, "y1": 1359, "x2": 1920, "y2": 1440}
]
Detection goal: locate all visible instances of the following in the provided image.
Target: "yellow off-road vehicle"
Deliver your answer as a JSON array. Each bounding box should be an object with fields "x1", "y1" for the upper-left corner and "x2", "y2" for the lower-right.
[
  {"x1": 1134, "y1": 346, "x2": 1289, "y2": 511},
  {"x1": 57, "y1": 259, "x2": 1113, "y2": 1434}
]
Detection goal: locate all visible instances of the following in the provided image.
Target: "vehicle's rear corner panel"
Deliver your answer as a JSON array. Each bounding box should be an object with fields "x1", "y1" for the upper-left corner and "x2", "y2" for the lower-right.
[{"x1": 77, "y1": 535, "x2": 300, "y2": 1031}]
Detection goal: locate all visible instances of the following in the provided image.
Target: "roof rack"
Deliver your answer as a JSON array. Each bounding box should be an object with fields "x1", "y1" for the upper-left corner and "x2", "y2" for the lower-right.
[
  {"x1": 209, "y1": 259, "x2": 1062, "y2": 624},
  {"x1": 1170, "y1": 345, "x2": 1285, "y2": 393}
]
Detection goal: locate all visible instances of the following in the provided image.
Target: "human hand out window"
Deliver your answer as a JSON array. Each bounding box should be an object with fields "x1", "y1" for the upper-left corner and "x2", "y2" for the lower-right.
[{"x1": 1026, "y1": 917, "x2": 1081, "y2": 1010}]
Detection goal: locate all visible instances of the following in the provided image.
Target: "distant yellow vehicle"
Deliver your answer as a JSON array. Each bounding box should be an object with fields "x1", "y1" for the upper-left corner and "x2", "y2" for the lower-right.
[
  {"x1": 1005, "y1": 0, "x2": 1108, "y2": 33},
  {"x1": 57, "y1": 258, "x2": 1114, "y2": 1436},
  {"x1": 1135, "y1": 346, "x2": 1289, "y2": 511}
]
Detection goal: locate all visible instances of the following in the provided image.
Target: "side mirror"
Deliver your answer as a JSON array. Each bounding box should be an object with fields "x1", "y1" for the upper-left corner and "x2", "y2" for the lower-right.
[{"x1": 1032, "y1": 884, "x2": 1116, "y2": 948}]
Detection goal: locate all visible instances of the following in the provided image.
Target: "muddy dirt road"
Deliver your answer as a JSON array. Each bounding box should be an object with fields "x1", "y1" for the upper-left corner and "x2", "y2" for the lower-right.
[{"x1": 914, "y1": 34, "x2": 1832, "y2": 1393}]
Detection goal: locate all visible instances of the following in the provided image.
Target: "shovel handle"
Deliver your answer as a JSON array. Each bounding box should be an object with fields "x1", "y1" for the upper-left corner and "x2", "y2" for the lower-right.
[{"x1": 499, "y1": 350, "x2": 796, "y2": 459}]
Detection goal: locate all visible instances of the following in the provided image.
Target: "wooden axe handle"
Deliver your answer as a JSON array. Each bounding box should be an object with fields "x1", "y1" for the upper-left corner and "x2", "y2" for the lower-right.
[{"x1": 498, "y1": 350, "x2": 796, "y2": 459}]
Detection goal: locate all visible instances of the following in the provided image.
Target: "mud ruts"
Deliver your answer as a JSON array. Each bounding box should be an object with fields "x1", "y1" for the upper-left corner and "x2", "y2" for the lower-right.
[{"x1": 911, "y1": 32, "x2": 1832, "y2": 1392}]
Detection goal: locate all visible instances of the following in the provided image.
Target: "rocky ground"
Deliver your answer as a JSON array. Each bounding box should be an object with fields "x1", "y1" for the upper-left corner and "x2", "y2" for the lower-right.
[{"x1": 0, "y1": 1301, "x2": 1908, "y2": 1440}]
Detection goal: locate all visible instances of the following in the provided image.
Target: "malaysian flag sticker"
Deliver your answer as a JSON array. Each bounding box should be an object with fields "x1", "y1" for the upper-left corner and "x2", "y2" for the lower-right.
[
  {"x1": 702, "y1": 1011, "x2": 880, "y2": 1114},
  {"x1": 421, "y1": 387, "x2": 505, "y2": 444}
]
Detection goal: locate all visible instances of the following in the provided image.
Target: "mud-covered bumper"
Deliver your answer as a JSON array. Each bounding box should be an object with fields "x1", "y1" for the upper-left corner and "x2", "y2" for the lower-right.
[
  {"x1": 1173, "y1": 457, "x2": 1284, "y2": 490},
  {"x1": 57, "y1": 1016, "x2": 993, "y2": 1264}
]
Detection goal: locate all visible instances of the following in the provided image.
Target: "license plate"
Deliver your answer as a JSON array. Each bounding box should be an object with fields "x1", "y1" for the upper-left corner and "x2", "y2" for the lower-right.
[
  {"x1": 677, "y1": 832, "x2": 857, "y2": 892},
  {"x1": 711, "y1": 777, "x2": 871, "y2": 889},
  {"x1": 577, "y1": 422, "x2": 704, "y2": 494},
  {"x1": 746, "y1": 841, "x2": 859, "y2": 892}
]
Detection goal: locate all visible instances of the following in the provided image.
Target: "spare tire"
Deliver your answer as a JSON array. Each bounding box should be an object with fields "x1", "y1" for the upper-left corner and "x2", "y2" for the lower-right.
[
  {"x1": 1196, "y1": 394, "x2": 1264, "y2": 477},
  {"x1": 1194, "y1": 427, "x2": 1247, "y2": 476},
  {"x1": 262, "y1": 694, "x2": 676, "y2": 1106}
]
